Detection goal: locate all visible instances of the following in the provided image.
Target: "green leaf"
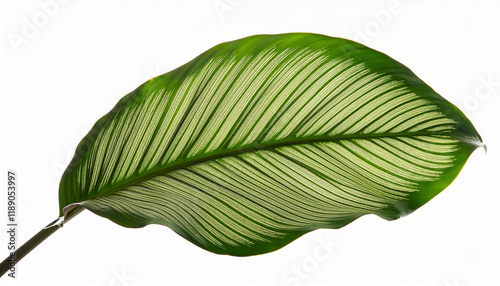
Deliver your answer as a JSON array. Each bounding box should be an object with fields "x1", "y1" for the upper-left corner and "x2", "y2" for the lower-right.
[{"x1": 59, "y1": 33, "x2": 482, "y2": 256}]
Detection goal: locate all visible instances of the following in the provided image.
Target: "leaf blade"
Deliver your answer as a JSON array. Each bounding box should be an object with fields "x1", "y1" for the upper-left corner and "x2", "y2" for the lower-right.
[{"x1": 59, "y1": 33, "x2": 482, "y2": 255}]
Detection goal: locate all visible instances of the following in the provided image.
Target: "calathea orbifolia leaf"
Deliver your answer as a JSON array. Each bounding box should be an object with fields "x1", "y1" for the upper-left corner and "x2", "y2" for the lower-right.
[{"x1": 58, "y1": 33, "x2": 482, "y2": 256}]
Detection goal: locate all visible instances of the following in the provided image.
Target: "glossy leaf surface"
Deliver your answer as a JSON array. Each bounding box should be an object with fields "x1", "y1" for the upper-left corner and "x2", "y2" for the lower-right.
[{"x1": 59, "y1": 33, "x2": 482, "y2": 256}]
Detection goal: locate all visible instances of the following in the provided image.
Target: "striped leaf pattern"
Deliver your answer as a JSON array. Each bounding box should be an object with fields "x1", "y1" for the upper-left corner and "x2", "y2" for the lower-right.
[{"x1": 59, "y1": 33, "x2": 482, "y2": 256}]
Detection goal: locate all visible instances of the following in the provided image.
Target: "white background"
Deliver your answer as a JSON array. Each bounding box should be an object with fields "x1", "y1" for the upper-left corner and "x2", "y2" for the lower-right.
[{"x1": 1, "y1": 1, "x2": 499, "y2": 285}]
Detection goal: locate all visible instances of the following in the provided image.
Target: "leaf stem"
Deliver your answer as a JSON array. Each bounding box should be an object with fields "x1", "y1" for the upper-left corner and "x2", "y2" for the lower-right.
[{"x1": 0, "y1": 206, "x2": 84, "y2": 277}]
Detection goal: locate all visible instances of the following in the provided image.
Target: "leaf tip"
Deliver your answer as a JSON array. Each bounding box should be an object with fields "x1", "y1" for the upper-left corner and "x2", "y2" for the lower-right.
[{"x1": 480, "y1": 142, "x2": 487, "y2": 154}]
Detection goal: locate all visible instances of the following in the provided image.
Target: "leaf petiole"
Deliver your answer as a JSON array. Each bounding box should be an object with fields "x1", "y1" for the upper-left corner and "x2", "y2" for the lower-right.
[{"x1": 0, "y1": 206, "x2": 84, "y2": 277}]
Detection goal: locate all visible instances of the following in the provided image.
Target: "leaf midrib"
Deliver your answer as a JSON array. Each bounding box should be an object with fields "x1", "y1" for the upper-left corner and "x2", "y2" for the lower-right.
[{"x1": 78, "y1": 130, "x2": 468, "y2": 204}]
